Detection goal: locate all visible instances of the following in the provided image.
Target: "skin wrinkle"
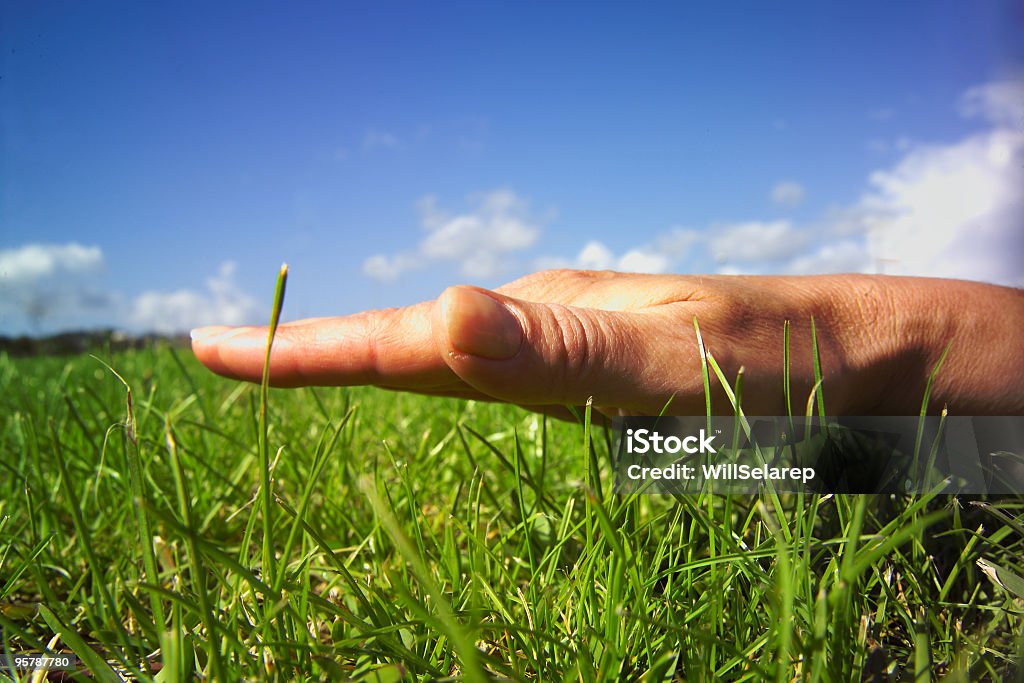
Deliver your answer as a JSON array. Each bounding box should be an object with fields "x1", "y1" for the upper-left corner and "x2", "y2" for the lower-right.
[
  {"x1": 557, "y1": 303, "x2": 598, "y2": 395},
  {"x1": 622, "y1": 321, "x2": 679, "y2": 411},
  {"x1": 577, "y1": 308, "x2": 634, "y2": 406},
  {"x1": 647, "y1": 302, "x2": 719, "y2": 411},
  {"x1": 375, "y1": 305, "x2": 450, "y2": 386},
  {"x1": 306, "y1": 315, "x2": 380, "y2": 386},
  {"x1": 362, "y1": 311, "x2": 392, "y2": 387},
  {"x1": 576, "y1": 306, "x2": 643, "y2": 407},
  {"x1": 549, "y1": 303, "x2": 595, "y2": 404},
  {"x1": 591, "y1": 311, "x2": 686, "y2": 413}
]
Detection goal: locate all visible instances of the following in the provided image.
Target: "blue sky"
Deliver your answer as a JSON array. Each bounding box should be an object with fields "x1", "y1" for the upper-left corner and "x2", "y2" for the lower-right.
[{"x1": 2, "y1": 1, "x2": 1022, "y2": 334}]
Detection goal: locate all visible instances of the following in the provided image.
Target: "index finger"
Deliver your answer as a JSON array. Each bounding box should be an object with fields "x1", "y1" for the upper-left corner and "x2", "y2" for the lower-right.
[{"x1": 190, "y1": 300, "x2": 467, "y2": 392}]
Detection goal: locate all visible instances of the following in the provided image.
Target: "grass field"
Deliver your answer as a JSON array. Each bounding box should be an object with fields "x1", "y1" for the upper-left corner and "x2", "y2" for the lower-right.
[{"x1": 2, "y1": 337, "x2": 1024, "y2": 681}]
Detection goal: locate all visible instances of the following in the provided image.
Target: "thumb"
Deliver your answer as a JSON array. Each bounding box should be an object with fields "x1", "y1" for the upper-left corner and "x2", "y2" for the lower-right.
[{"x1": 431, "y1": 285, "x2": 697, "y2": 411}]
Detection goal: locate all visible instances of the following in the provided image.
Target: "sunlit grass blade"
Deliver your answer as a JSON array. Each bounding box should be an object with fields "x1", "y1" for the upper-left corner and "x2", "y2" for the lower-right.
[
  {"x1": 809, "y1": 316, "x2": 826, "y2": 420},
  {"x1": 89, "y1": 356, "x2": 167, "y2": 637},
  {"x1": 692, "y1": 316, "x2": 713, "y2": 424},
  {"x1": 259, "y1": 263, "x2": 288, "y2": 591}
]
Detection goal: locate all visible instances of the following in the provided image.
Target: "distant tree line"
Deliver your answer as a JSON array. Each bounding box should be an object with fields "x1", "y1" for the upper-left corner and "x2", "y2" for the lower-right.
[{"x1": 0, "y1": 330, "x2": 189, "y2": 357}]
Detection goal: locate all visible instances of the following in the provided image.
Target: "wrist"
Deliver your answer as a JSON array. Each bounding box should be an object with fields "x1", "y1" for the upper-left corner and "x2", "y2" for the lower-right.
[
  {"x1": 819, "y1": 275, "x2": 935, "y2": 414},
  {"x1": 829, "y1": 275, "x2": 1024, "y2": 415}
]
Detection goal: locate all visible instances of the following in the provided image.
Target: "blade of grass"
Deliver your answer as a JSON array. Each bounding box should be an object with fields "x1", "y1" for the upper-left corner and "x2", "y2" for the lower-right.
[
  {"x1": 692, "y1": 316, "x2": 713, "y2": 429},
  {"x1": 809, "y1": 316, "x2": 826, "y2": 421},
  {"x1": 89, "y1": 356, "x2": 167, "y2": 635},
  {"x1": 913, "y1": 341, "x2": 953, "y2": 466},
  {"x1": 259, "y1": 263, "x2": 288, "y2": 591}
]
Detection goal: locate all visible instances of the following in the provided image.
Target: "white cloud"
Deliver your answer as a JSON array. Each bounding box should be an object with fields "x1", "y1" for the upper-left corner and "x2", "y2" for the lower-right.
[
  {"x1": 782, "y1": 78, "x2": 1024, "y2": 284},
  {"x1": 131, "y1": 261, "x2": 261, "y2": 334},
  {"x1": 770, "y1": 181, "x2": 806, "y2": 207},
  {"x1": 362, "y1": 253, "x2": 418, "y2": 282},
  {"x1": 577, "y1": 241, "x2": 614, "y2": 269},
  {"x1": 618, "y1": 249, "x2": 670, "y2": 274},
  {"x1": 534, "y1": 222, "x2": 808, "y2": 277},
  {"x1": 534, "y1": 227, "x2": 699, "y2": 275},
  {"x1": 709, "y1": 221, "x2": 808, "y2": 263},
  {"x1": 535, "y1": 240, "x2": 670, "y2": 274},
  {"x1": 363, "y1": 189, "x2": 543, "y2": 281},
  {"x1": 860, "y1": 129, "x2": 1024, "y2": 284},
  {"x1": 540, "y1": 221, "x2": 806, "y2": 276},
  {"x1": 0, "y1": 242, "x2": 104, "y2": 282},
  {"x1": 0, "y1": 245, "x2": 265, "y2": 335},
  {"x1": 419, "y1": 190, "x2": 537, "y2": 260}
]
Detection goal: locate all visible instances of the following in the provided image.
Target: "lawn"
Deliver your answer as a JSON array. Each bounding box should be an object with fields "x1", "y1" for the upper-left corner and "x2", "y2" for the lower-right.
[{"x1": 1, "y1": 340, "x2": 1023, "y2": 681}]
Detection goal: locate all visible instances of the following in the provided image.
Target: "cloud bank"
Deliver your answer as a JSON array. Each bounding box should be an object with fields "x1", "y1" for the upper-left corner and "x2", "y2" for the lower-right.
[
  {"x1": 0, "y1": 247, "x2": 262, "y2": 335},
  {"x1": 0, "y1": 243, "x2": 113, "y2": 329},
  {"x1": 0, "y1": 243, "x2": 104, "y2": 282}
]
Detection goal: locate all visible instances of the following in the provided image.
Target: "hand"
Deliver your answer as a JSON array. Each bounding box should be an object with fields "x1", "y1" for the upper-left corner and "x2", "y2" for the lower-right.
[{"x1": 190, "y1": 269, "x2": 1024, "y2": 416}]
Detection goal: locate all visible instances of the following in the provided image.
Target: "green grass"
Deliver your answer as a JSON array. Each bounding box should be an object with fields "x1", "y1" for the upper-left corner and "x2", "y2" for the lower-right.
[{"x1": 1, "y1": 333, "x2": 1024, "y2": 679}]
